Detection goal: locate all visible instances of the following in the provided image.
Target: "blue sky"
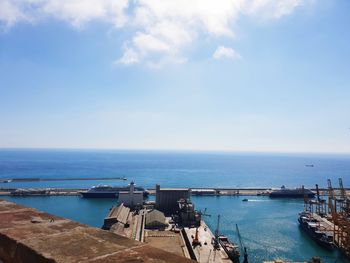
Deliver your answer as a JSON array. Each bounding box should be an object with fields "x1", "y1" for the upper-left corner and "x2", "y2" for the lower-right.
[{"x1": 0, "y1": 0, "x2": 349, "y2": 153}]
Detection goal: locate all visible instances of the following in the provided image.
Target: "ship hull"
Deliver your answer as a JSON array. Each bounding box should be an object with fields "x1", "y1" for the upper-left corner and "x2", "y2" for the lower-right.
[
  {"x1": 269, "y1": 193, "x2": 315, "y2": 198},
  {"x1": 80, "y1": 192, "x2": 118, "y2": 198},
  {"x1": 298, "y1": 217, "x2": 334, "y2": 250},
  {"x1": 80, "y1": 186, "x2": 149, "y2": 198},
  {"x1": 218, "y1": 237, "x2": 240, "y2": 263}
]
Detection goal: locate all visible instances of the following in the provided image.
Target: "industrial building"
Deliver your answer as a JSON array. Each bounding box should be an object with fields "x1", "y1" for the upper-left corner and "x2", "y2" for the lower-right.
[
  {"x1": 118, "y1": 181, "x2": 144, "y2": 209},
  {"x1": 102, "y1": 203, "x2": 131, "y2": 230},
  {"x1": 176, "y1": 198, "x2": 201, "y2": 227},
  {"x1": 145, "y1": 209, "x2": 168, "y2": 230},
  {"x1": 155, "y1": 184, "x2": 191, "y2": 215}
]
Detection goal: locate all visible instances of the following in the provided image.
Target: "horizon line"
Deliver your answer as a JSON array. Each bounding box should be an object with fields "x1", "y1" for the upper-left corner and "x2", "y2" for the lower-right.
[{"x1": 0, "y1": 147, "x2": 350, "y2": 156}]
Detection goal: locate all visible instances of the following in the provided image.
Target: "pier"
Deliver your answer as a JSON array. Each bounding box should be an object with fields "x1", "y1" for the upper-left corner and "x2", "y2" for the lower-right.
[{"x1": 183, "y1": 221, "x2": 233, "y2": 262}]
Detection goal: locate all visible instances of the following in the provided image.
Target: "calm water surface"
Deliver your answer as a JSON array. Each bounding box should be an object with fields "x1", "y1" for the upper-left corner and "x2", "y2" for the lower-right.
[
  {"x1": 2, "y1": 195, "x2": 347, "y2": 263},
  {"x1": 1, "y1": 149, "x2": 349, "y2": 262},
  {"x1": 1, "y1": 149, "x2": 349, "y2": 189}
]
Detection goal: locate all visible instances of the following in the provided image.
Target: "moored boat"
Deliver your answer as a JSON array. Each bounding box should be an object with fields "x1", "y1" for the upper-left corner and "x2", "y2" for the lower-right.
[
  {"x1": 79, "y1": 184, "x2": 149, "y2": 198},
  {"x1": 269, "y1": 185, "x2": 315, "y2": 198},
  {"x1": 218, "y1": 235, "x2": 240, "y2": 263},
  {"x1": 298, "y1": 212, "x2": 334, "y2": 250}
]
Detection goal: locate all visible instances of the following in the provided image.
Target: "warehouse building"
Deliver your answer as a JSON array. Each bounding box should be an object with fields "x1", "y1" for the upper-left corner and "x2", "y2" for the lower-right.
[
  {"x1": 145, "y1": 209, "x2": 168, "y2": 230},
  {"x1": 155, "y1": 184, "x2": 191, "y2": 215}
]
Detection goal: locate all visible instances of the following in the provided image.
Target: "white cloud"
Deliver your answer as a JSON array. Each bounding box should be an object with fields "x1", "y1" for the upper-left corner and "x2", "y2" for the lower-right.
[
  {"x1": 213, "y1": 46, "x2": 241, "y2": 60},
  {"x1": 0, "y1": 0, "x2": 29, "y2": 26},
  {"x1": 244, "y1": 0, "x2": 303, "y2": 19},
  {"x1": 116, "y1": 47, "x2": 140, "y2": 65},
  {"x1": 0, "y1": 0, "x2": 129, "y2": 28},
  {"x1": 0, "y1": 0, "x2": 313, "y2": 67}
]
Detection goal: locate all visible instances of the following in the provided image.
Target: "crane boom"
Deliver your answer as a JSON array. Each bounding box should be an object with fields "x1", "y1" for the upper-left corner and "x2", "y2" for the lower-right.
[{"x1": 236, "y1": 224, "x2": 248, "y2": 263}]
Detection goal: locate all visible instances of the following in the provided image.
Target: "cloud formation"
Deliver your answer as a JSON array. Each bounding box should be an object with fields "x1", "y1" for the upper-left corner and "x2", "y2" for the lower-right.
[
  {"x1": 213, "y1": 46, "x2": 241, "y2": 60},
  {"x1": 0, "y1": 0, "x2": 311, "y2": 67}
]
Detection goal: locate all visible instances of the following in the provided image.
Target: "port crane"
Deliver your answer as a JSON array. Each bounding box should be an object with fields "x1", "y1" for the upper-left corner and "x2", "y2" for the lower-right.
[
  {"x1": 214, "y1": 214, "x2": 221, "y2": 250},
  {"x1": 338, "y1": 178, "x2": 349, "y2": 215},
  {"x1": 302, "y1": 185, "x2": 312, "y2": 212},
  {"x1": 192, "y1": 208, "x2": 211, "y2": 247},
  {"x1": 315, "y1": 184, "x2": 327, "y2": 216},
  {"x1": 236, "y1": 224, "x2": 248, "y2": 263}
]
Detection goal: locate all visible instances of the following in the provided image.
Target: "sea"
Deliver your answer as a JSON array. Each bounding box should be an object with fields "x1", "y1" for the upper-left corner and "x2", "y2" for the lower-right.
[{"x1": 0, "y1": 149, "x2": 349, "y2": 263}]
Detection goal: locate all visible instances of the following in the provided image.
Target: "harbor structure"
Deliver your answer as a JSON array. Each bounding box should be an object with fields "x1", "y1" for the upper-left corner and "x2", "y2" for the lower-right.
[
  {"x1": 155, "y1": 184, "x2": 191, "y2": 214},
  {"x1": 118, "y1": 181, "x2": 144, "y2": 209},
  {"x1": 102, "y1": 203, "x2": 131, "y2": 231},
  {"x1": 176, "y1": 198, "x2": 201, "y2": 227},
  {"x1": 327, "y1": 178, "x2": 350, "y2": 258},
  {"x1": 145, "y1": 209, "x2": 168, "y2": 230},
  {"x1": 299, "y1": 178, "x2": 350, "y2": 258}
]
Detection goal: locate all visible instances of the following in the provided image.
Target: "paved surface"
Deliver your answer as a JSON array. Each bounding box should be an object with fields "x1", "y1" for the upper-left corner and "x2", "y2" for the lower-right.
[
  {"x1": 145, "y1": 230, "x2": 187, "y2": 258},
  {"x1": 0, "y1": 199, "x2": 194, "y2": 263},
  {"x1": 184, "y1": 221, "x2": 232, "y2": 263}
]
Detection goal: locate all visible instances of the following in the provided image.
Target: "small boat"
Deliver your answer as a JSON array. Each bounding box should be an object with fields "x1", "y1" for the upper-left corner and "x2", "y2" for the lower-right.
[
  {"x1": 305, "y1": 164, "x2": 314, "y2": 167},
  {"x1": 242, "y1": 198, "x2": 248, "y2": 202}
]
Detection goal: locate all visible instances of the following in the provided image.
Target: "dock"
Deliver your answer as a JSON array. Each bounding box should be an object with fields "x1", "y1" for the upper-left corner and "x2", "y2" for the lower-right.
[
  {"x1": 183, "y1": 221, "x2": 233, "y2": 263},
  {"x1": 1, "y1": 187, "x2": 349, "y2": 197}
]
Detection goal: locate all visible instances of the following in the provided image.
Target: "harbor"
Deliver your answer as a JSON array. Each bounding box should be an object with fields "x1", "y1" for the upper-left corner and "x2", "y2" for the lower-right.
[
  {"x1": 100, "y1": 184, "x2": 242, "y2": 263},
  {"x1": 51, "y1": 180, "x2": 347, "y2": 263},
  {"x1": 1, "y1": 185, "x2": 349, "y2": 262},
  {"x1": 0, "y1": 151, "x2": 350, "y2": 262},
  {"x1": 0, "y1": 186, "x2": 347, "y2": 197}
]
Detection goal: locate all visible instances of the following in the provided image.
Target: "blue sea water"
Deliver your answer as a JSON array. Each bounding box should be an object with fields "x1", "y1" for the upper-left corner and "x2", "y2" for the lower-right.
[
  {"x1": 0, "y1": 149, "x2": 349, "y2": 189},
  {"x1": 1, "y1": 149, "x2": 350, "y2": 263}
]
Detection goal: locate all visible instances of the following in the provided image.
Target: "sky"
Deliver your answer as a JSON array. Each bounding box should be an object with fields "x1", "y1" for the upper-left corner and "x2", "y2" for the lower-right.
[{"x1": 0, "y1": 0, "x2": 349, "y2": 153}]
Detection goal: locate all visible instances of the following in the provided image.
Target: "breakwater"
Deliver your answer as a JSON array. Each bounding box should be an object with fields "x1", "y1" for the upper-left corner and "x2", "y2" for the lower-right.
[
  {"x1": 0, "y1": 177, "x2": 127, "y2": 183},
  {"x1": 1, "y1": 187, "x2": 348, "y2": 197}
]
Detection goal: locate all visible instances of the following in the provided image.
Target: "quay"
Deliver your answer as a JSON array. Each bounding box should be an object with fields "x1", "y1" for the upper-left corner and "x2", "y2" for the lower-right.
[
  {"x1": 1, "y1": 186, "x2": 348, "y2": 197},
  {"x1": 183, "y1": 220, "x2": 233, "y2": 262},
  {"x1": 0, "y1": 188, "x2": 86, "y2": 196},
  {"x1": 102, "y1": 184, "x2": 241, "y2": 263}
]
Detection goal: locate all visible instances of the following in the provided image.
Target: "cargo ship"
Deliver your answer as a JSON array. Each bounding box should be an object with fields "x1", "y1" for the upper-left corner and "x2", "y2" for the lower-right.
[
  {"x1": 79, "y1": 184, "x2": 148, "y2": 198},
  {"x1": 269, "y1": 185, "x2": 315, "y2": 198},
  {"x1": 218, "y1": 236, "x2": 240, "y2": 263},
  {"x1": 298, "y1": 212, "x2": 334, "y2": 250}
]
